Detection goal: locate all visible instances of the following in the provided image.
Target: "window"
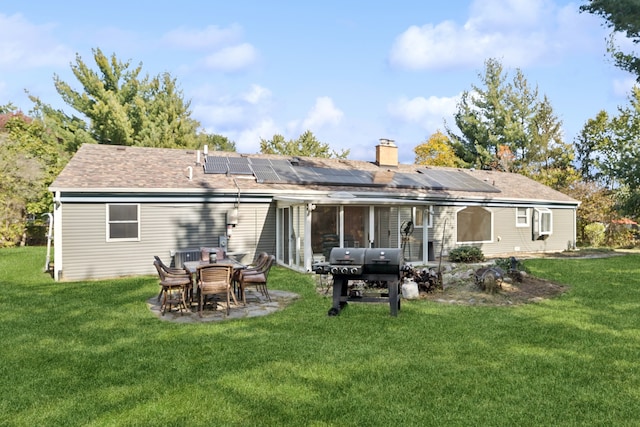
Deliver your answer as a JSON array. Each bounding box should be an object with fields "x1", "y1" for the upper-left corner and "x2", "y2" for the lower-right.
[
  {"x1": 413, "y1": 206, "x2": 433, "y2": 229},
  {"x1": 414, "y1": 207, "x2": 423, "y2": 227},
  {"x1": 516, "y1": 207, "x2": 529, "y2": 227},
  {"x1": 107, "y1": 204, "x2": 140, "y2": 241},
  {"x1": 534, "y1": 208, "x2": 552, "y2": 236},
  {"x1": 456, "y1": 206, "x2": 492, "y2": 243}
]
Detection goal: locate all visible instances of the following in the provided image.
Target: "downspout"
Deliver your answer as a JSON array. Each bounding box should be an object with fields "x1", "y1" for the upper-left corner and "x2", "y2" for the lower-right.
[
  {"x1": 304, "y1": 203, "x2": 316, "y2": 272},
  {"x1": 53, "y1": 191, "x2": 63, "y2": 281},
  {"x1": 226, "y1": 177, "x2": 241, "y2": 244}
]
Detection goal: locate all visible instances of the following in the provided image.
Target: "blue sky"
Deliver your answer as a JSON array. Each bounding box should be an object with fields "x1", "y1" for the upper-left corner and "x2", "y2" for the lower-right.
[{"x1": 0, "y1": 0, "x2": 635, "y2": 163}]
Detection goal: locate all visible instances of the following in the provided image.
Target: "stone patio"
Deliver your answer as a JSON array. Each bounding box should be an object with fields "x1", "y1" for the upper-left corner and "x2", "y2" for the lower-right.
[{"x1": 147, "y1": 288, "x2": 300, "y2": 323}]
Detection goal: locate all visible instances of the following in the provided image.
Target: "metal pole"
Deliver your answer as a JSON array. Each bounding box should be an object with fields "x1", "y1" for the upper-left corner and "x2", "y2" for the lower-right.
[{"x1": 43, "y1": 213, "x2": 53, "y2": 272}]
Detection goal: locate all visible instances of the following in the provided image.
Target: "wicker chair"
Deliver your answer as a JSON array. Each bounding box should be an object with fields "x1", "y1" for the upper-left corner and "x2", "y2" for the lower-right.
[
  {"x1": 154, "y1": 260, "x2": 191, "y2": 315},
  {"x1": 154, "y1": 256, "x2": 193, "y2": 302},
  {"x1": 232, "y1": 252, "x2": 268, "y2": 297},
  {"x1": 197, "y1": 264, "x2": 236, "y2": 317},
  {"x1": 239, "y1": 254, "x2": 275, "y2": 304}
]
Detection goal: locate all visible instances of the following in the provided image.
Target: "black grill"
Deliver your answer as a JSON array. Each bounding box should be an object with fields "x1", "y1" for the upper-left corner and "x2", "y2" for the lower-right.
[{"x1": 314, "y1": 247, "x2": 404, "y2": 316}]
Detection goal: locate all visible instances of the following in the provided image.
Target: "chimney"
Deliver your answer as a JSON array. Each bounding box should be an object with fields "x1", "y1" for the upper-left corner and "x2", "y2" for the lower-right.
[{"x1": 376, "y1": 138, "x2": 398, "y2": 167}]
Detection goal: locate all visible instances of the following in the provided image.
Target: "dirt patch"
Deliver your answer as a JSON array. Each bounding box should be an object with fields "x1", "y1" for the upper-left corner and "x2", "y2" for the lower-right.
[
  {"x1": 420, "y1": 273, "x2": 568, "y2": 306},
  {"x1": 417, "y1": 249, "x2": 628, "y2": 306}
]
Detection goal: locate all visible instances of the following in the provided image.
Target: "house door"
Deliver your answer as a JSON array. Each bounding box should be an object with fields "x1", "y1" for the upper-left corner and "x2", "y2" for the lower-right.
[{"x1": 373, "y1": 207, "x2": 398, "y2": 248}]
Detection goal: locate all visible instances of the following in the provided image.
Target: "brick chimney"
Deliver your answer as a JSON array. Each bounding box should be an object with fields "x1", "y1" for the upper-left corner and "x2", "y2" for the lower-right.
[{"x1": 375, "y1": 138, "x2": 398, "y2": 167}]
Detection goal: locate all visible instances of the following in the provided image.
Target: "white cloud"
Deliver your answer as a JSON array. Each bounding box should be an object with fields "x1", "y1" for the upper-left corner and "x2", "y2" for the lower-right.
[
  {"x1": 243, "y1": 84, "x2": 271, "y2": 105},
  {"x1": 163, "y1": 24, "x2": 243, "y2": 50},
  {"x1": 388, "y1": 0, "x2": 601, "y2": 70},
  {"x1": 613, "y1": 77, "x2": 637, "y2": 97},
  {"x1": 190, "y1": 83, "x2": 278, "y2": 153},
  {"x1": 233, "y1": 119, "x2": 280, "y2": 154},
  {"x1": 203, "y1": 43, "x2": 258, "y2": 72},
  {"x1": 467, "y1": 0, "x2": 549, "y2": 32},
  {"x1": 0, "y1": 13, "x2": 73, "y2": 69},
  {"x1": 301, "y1": 97, "x2": 344, "y2": 130},
  {"x1": 388, "y1": 94, "x2": 460, "y2": 132}
]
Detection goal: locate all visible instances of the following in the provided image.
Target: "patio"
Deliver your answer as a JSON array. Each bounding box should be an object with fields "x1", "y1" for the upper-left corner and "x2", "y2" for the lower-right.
[{"x1": 147, "y1": 288, "x2": 300, "y2": 323}]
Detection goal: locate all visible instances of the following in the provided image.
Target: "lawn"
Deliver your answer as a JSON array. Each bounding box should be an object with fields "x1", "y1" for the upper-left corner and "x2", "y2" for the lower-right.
[{"x1": 2, "y1": 247, "x2": 640, "y2": 426}]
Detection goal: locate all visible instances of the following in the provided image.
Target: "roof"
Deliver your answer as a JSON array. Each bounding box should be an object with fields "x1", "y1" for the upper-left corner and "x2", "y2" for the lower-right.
[{"x1": 49, "y1": 143, "x2": 579, "y2": 206}]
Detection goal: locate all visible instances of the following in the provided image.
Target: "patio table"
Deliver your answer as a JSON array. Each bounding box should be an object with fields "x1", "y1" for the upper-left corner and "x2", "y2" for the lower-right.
[{"x1": 183, "y1": 259, "x2": 247, "y2": 305}]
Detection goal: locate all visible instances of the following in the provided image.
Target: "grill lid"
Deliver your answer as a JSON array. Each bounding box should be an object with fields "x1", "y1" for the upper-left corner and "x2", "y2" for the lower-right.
[
  {"x1": 329, "y1": 248, "x2": 366, "y2": 265},
  {"x1": 363, "y1": 248, "x2": 403, "y2": 274}
]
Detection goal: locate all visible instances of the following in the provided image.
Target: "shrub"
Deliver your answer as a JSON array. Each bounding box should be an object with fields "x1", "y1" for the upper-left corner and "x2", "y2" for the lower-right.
[
  {"x1": 584, "y1": 222, "x2": 606, "y2": 247},
  {"x1": 494, "y1": 257, "x2": 528, "y2": 273},
  {"x1": 449, "y1": 245, "x2": 485, "y2": 263},
  {"x1": 605, "y1": 223, "x2": 635, "y2": 248}
]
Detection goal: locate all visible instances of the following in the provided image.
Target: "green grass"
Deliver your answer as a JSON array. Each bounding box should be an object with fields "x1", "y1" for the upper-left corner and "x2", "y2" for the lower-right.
[{"x1": 2, "y1": 247, "x2": 640, "y2": 426}]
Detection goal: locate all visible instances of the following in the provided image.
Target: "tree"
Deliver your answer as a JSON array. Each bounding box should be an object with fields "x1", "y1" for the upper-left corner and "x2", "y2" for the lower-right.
[
  {"x1": 522, "y1": 96, "x2": 577, "y2": 190},
  {"x1": 196, "y1": 133, "x2": 236, "y2": 152},
  {"x1": 0, "y1": 107, "x2": 68, "y2": 246},
  {"x1": 609, "y1": 86, "x2": 640, "y2": 188},
  {"x1": 580, "y1": 0, "x2": 640, "y2": 79},
  {"x1": 447, "y1": 58, "x2": 576, "y2": 190},
  {"x1": 574, "y1": 86, "x2": 640, "y2": 218},
  {"x1": 260, "y1": 130, "x2": 349, "y2": 158},
  {"x1": 448, "y1": 58, "x2": 539, "y2": 169},
  {"x1": 414, "y1": 131, "x2": 464, "y2": 167},
  {"x1": 574, "y1": 110, "x2": 618, "y2": 188},
  {"x1": 563, "y1": 180, "x2": 616, "y2": 245},
  {"x1": 30, "y1": 48, "x2": 201, "y2": 150}
]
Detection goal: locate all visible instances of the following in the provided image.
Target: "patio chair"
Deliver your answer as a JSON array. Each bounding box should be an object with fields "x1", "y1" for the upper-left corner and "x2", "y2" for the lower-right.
[
  {"x1": 154, "y1": 260, "x2": 191, "y2": 315},
  {"x1": 154, "y1": 256, "x2": 193, "y2": 302},
  {"x1": 239, "y1": 254, "x2": 275, "y2": 304},
  {"x1": 232, "y1": 252, "x2": 268, "y2": 297},
  {"x1": 197, "y1": 264, "x2": 236, "y2": 317}
]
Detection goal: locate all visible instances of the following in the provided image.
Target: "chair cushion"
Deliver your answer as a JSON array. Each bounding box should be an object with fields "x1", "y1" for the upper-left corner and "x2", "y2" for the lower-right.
[
  {"x1": 242, "y1": 273, "x2": 266, "y2": 283},
  {"x1": 161, "y1": 277, "x2": 191, "y2": 287}
]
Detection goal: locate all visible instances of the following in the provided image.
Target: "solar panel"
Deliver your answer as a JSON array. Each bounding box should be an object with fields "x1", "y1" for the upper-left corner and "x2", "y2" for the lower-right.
[
  {"x1": 227, "y1": 157, "x2": 253, "y2": 175},
  {"x1": 201, "y1": 155, "x2": 499, "y2": 193},
  {"x1": 248, "y1": 158, "x2": 273, "y2": 166},
  {"x1": 204, "y1": 156, "x2": 228, "y2": 174},
  {"x1": 252, "y1": 165, "x2": 282, "y2": 183},
  {"x1": 392, "y1": 173, "x2": 431, "y2": 189},
  {"x1": 417, "y1": 169, "x2": 500, "y2": 192}
]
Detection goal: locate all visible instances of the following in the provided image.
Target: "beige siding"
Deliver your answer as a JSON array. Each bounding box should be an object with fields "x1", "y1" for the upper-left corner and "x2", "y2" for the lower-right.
[
  {"x1": 225, "y1": 203, "x2": 276, "y2": 265},
  {"x1": 428, "y1": 205, "x2": 575, "y2": 261},
  {"x1": 59, "y1": 201, "x2": 275, "y2": 281}
]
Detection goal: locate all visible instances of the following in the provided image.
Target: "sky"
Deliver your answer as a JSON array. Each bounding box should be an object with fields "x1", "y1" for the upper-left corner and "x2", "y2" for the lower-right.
[{"x1": 0, "y1": 0, "x2": 636, "y2": 164}]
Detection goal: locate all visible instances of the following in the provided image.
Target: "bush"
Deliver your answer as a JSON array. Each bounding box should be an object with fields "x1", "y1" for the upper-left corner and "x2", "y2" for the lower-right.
[
  {"x1": 494, "y1": 257, "x2": 528, "y2": 273},
  {"x1": 584, "y1": 222, "x2": 606, "y2": 247},
  {"x1": 449, "y1": 245, "x2": 485, "y2": 263},
  {"x1": 605, "y1": 223, "x2": 635, "y2": 248}
]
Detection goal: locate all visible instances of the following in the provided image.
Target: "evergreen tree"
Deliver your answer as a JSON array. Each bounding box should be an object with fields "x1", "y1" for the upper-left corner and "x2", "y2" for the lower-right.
[
  {"x1": 447, "y1": 58, "x2": 575, "y2": 190},
  {"x1": 30, "y1": 48, "x2": 201, "y2": 150}
]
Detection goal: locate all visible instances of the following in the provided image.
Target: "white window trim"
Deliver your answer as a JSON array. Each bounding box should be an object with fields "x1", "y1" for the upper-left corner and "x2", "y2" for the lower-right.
[
  {"x1": 413, "y1": 207, "x2": 422, "y2": 228},
  {"x1": 535, "y1": 208, "x2": 553, "y2": 236},
  {"x1": 516, "y1": 207, "x2": 530, "y2": 227},
  {"x1": 106, "y1": 204, "x2": 141, "y2": 242}
]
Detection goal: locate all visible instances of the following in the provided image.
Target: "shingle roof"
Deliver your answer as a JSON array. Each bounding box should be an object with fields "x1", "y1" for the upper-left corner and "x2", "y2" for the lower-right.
[{"x1": 49, "y1": 143, "x2": 579, "y2": 205}]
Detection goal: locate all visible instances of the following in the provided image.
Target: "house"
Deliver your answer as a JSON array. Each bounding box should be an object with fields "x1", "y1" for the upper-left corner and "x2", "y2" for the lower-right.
[{"x1": 48, "y1": 140, "x2": 580, "y2": 281}]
